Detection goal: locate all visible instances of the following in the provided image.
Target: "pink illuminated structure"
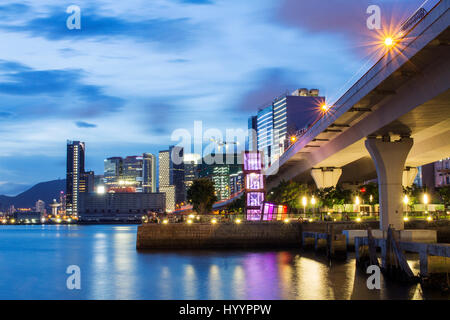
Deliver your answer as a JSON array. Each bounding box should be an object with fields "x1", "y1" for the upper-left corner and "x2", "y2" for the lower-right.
[{"x1": 243, "y1": 151, "x2": 265, "y2": 221}]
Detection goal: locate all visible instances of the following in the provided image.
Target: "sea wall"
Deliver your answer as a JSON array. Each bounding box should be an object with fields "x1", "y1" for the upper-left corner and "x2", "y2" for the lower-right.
[{"x1": 136, "y1": 222, "x2": 302, "y2": 250}]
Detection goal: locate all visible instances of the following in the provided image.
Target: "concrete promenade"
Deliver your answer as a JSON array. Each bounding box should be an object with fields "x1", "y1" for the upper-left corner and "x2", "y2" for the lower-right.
[{"x1": 136, "y1": 220, "x2": 450, "y2": 250}]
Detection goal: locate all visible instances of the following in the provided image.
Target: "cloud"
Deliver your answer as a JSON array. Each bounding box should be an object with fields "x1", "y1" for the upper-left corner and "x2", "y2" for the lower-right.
[
  {"x1": 0, "y1": 3, "x2": 30, "y2": 15},
  {"x1": 179, "y1": 0, "x2": 213, "y2": 4},
  {"x1": 234, "y1": 67, "x2": 308, "y2": 112},
  {"x1": 75, "y1": 121, "x2": 97, "y2": 128},
  {"x1": 276, "y1": 0, "x2": 424, "y2": 55},
  {"x1": 1, "y1": 6, "x2": 195, "y2": 47},
  {"x1": 0, "y1": 61, "x2": 124, "y2": 119}
]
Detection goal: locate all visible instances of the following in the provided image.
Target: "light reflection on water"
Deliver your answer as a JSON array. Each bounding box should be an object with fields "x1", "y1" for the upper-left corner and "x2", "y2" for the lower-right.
[{"x1": 0, "y1": 225, "x2": 446, "y2": 300}]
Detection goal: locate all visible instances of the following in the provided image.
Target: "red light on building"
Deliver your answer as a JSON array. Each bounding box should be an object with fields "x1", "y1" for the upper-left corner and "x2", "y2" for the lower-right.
[{"x1": 360, "y1": 187, "x2": 366, "y2": 193}]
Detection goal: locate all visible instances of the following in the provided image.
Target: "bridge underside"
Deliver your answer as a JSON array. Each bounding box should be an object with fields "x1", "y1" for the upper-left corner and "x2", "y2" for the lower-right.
[{"x1": 267, "y1": 25, "x2": 450, "y2": 190}]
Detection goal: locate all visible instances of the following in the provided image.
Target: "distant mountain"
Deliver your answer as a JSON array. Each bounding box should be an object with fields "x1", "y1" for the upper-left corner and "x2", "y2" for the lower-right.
[{"x1": 0, "y1": 179, "x2": 66, "y2": 210}]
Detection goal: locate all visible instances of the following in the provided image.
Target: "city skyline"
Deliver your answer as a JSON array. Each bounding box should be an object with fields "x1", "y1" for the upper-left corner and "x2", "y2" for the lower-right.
[{"x1": 0, "y1": 0, "x2": 424, "y2": 195}]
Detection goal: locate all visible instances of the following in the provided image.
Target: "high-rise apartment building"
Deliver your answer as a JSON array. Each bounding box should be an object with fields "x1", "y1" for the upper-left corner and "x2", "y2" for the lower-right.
[
  {"x1": 66, "y1": 140, "x2": 93, "y2": 216},
  {"x1": 35, "y1": 200, "x2": 46, "y2": 214},
  {"x1": 169, "y1": 146, "x2": 185, "y2": 204},
  {"x1": 158, "y1": 150, "x2": 175, "y2": 212},
  {"x1": 158, "y1": 147, "x2": 186, "y2": 210},
  {"x1": 250, "y1": 88, "x2": 324, "y2": 167},
  {"x1": 142, "y1": 153, "x2": 157, "y2": 193},
  {"x1": 198, "y1": 153, "x2": 242, "y2": 201},
  {"x1": 184, "y1": 153, "x2": 201, "y2": 192}
]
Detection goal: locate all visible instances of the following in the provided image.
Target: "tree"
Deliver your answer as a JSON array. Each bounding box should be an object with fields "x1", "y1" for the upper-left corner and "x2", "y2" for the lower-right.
[
  {"x1": 403, "y1": 184, "x2": 427, "y2": 212},
  {"x1": 227, "y1": 194, "x2": 245, "y2": 213},
  {"x1": 268, "y1": 180, "x2": 310, "y2": 213},
  {"x1": 358, "y1": 182, "x2": 379, "y2": 204},
  {"x1": 186, "y1": 178, "x2": 217, "y2": 215},
  {"x1": 437, "y1": 186, "x2": 450, "y2": 209}
]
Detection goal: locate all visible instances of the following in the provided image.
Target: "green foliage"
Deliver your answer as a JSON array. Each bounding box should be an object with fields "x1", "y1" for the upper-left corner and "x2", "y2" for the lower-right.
[
  {"x1": 315, "y1": 186, "x2": 352, "y2": 210},
  {"x1": 437, "y1": 186, "x2": 450, "y2": 207},
  {"x1": 358, "y1": 182, "x2": 379, "y2": 204},
  {"x1": 267, "y1": 180, "x2": 310, "y2": 211},
  {"x1": 403, "y1": 184, "x2": 427, "y2": 210},
  {"x1": 186, "y1": 178, "x2": 217, "y2": 215},
  {"x1": 227, "y1": 194, "x2": 245, "y2": 213}
]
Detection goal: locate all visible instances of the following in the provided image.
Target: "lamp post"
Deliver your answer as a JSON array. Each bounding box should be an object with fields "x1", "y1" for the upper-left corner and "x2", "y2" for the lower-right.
[
  {"x1": 311, "y1": 196, "x2": 316, "y2": 221},
  {"x1": 423, "y1": 193, "x2": 430, "y2": 220},
  {"x1": 302, "y1": 196, "x2": 307, "y2": 218},
  {"x1": 403, "y1": 194, "x2": 409, "y2": 221},
  {"x1": 355, "y1": 196, "x2": 360, "y2": 221}
]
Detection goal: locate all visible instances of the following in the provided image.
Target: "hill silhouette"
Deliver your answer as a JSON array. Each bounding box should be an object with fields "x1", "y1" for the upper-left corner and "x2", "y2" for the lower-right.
[{"x1": 0, "y1": 179, "x2": 66, "y2": 210}]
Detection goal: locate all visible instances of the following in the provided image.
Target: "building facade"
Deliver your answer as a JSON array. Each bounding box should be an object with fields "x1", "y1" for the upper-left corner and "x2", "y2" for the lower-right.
[
  {"x1": 250, "y1": 89, "x2": 324, "y2": 167},
  {"x1": 66, "y1": 140, "x2": 93, "y2": 216},
  {"x1": 35, "y1": 200, "x2": 46, "y2": 214},
  {"x1": 142, "y1": 153, "x2": 157, "y2": 193},
  {"x1": 198, "y1": 153, "x2": 242, "y2": 201},
  {"x1": 184, "y1": 153, "x2": 201, "y2": 193},
  {"x1": 169, "y1": 146, "x2": 185, "y2": 204},
  {"x1": 78, "y1": 192, "x2": 165, "y2": 222},
  {"x1": 158, "y1": 150, "x2": 175, "y2": 212},
  {"x1": 435, "y1": 158, "x2": 450, "y2": 187}
]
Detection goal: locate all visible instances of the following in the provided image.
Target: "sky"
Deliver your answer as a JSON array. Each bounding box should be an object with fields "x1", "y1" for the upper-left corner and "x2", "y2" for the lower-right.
[{"x1": 0, "y1": 0, "x2": 424, "y2": 195}]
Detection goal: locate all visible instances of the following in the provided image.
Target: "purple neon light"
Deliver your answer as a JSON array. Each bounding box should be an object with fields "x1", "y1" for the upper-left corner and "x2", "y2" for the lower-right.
[
  {"x1": 246, "y1": 173, "x2": 263, "y2": 190},
  {"x1": 244, "y1": 152, "x2": 262, "y2": 171},
  {"x1": 247, "y1": 192, "x2": 265, "y2": 207}
]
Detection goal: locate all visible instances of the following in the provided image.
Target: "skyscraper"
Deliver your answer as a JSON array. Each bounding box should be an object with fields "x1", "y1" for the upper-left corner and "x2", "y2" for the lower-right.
[
  {"x1": 251, "y1": 88, "x2": 324, "y2": 167},
  {"x1": 142, "y1": 153, "x2": 157, "y2": 193},
  {"x1": 122, "y1": 156, "x2": 143, "y2": 191},
  {"x1": 104, "y1": 157, "x2": 122, "y2": 187},
  {"x1": 184, "y1": 153, "x2": 201, "y2": 193},
  {"x1": 170, "y1": 146, "x2": 185, "y2": 204},
  {"x1": 66, "y1": 140, "x2": 88, "y2": 216},
  {"x1": 159, "y1": 150, "x2": 175, "y2": 212}
]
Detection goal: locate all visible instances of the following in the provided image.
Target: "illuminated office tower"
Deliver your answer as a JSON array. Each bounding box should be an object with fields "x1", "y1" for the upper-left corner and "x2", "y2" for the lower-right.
[
  {"x1": 122, "y1": 156, "x2": 143, "y2": 191},
  {"x1": 170, "y1": 146, "x2": 185, "y2": 204},
  {"x1": 104, "y1": 157, "x2": 123, "y2": 187},
  {"x1": 184, "y1": 153, "x2": 201, "y2": 192},
  {"x1": 142, "y1": 153, "x2": 157, "y2": 193},
  {"x1": 66, "y1": 140, "x2": 86, "y2": 216},
  {"x1": 159, "y1": 150, "x2": 175, "y2": 212},
  {"x1": 251, "y1": 89, "x2": 324, "y2": 167}
]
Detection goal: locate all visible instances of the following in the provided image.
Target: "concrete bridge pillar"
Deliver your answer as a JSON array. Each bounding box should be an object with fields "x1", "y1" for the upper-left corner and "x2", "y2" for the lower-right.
[
  {"x1": 311, "y1": 168, "x2": 342, "y2": 189},
  {"x1": 365, "y1": 136, "x2": 413, "y2": 231},
  {"x1": 402, "y1": 167, "x2": 418, "y2": 187}
]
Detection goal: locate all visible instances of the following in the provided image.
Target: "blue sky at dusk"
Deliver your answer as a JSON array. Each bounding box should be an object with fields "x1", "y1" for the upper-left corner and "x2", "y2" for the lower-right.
[{"x1": 0, "y1": 0, "x2": 422, "y2": 195}]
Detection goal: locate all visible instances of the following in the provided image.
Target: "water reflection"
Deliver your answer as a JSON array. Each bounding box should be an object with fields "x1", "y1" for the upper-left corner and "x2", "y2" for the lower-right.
[{"x1": 0, "y1": 225, "x2": 446, "y2": 300}]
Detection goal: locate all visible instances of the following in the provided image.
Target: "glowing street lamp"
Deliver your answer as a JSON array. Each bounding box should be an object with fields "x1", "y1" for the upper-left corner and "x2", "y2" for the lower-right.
[
  {"x1": 384, "y1": 37, "x2": 394, "y2": 47},
  {"x1": 321, "y1": 103, "x2": 330, "y2": 113},
  {"x1": 302, "y1": 196, "x2": 307, "y2": 215},
  {"x1": 290, "y1": 136, "x2": 297, "y2": 143},
  {"x1": 423, "y1": 193, "x2": 429, "y2": 215}
]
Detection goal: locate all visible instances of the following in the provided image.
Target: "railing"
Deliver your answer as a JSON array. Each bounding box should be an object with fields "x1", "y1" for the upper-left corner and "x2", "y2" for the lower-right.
[{"x1": 143, "y1": 211, "x2": 450, "y2": 225}]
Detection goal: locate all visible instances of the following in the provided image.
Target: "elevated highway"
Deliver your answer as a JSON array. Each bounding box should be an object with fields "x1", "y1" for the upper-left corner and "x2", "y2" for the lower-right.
[{"x1": 265, "y1": 0, "x2": 450, "y2": 230}]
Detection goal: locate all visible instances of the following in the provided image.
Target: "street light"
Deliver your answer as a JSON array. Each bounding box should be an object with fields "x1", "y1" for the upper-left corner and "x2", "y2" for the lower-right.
[
  {"x1": 403, "y1": 195, "x2": 409, "y2": 220},
  {"x1": 302, "y1": 196, "x2": 307, "y2": 216},
  {"x1": 384, "y1": 37, "x2": 394, "y2": 47},
  {"x1": 311, "y1": 196, "x2": 316, "y2": 220}
]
